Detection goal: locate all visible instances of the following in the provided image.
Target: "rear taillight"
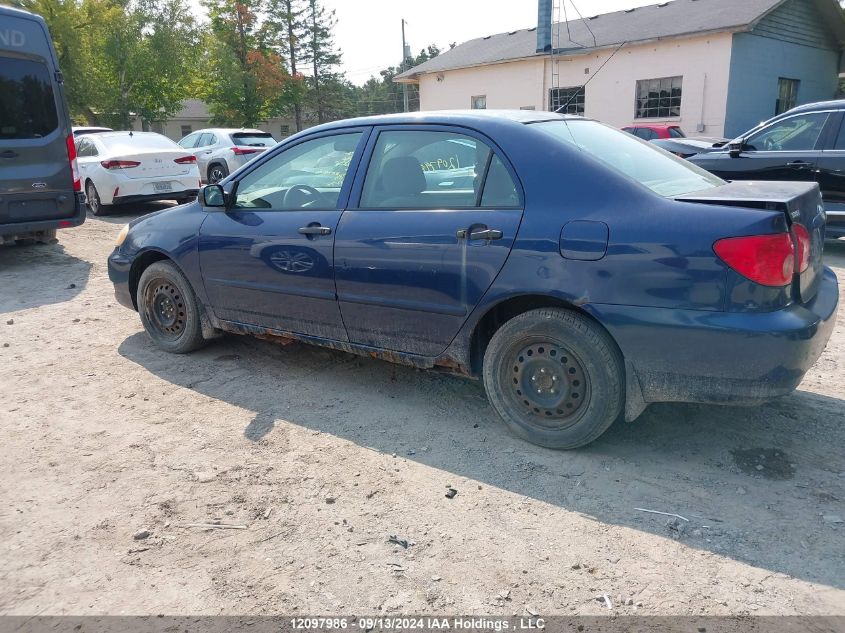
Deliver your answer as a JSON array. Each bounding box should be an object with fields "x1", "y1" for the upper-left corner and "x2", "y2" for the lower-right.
[
  {"x1": 100, "y1": 160, "x2": 140, "y2": 170},
  {"x1": 174, "y1": 155, "x2": 197, "y2": 164},
  {"x1": 713, "y1": 233, "x2": 795, "y2": 287},
  {"x1": 66, "y1": 135, "x2": 81, "y2": 191},
  {"x1": 232, "y1": 147, "x2": 260, "y2": 156},
  {"x1": 791, "y1": 223, "x2": 811, "y2": 274}
]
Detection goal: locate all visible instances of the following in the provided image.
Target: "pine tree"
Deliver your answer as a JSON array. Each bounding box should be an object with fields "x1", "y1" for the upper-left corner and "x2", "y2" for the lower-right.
[
  {"x1": 302, "y1": 0, "x2": 342, "y2": 124},
  {"x1": 267, "y1": 0, "x2": 308, "y2": 130}
]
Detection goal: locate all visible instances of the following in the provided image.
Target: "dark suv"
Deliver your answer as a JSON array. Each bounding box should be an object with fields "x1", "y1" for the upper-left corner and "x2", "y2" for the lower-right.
[{"x1": 690, "y1": 100, "x2": 845, "y2": 239}]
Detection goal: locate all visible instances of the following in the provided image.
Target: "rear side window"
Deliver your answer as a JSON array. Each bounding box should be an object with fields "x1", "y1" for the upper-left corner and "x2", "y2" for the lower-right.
[
  {"x1": 232, "y1": 132, "x2": 276, "y2": 147},
  {"x1": 0, "y1": 57, "x2": 58, "y2": 139},
  {"x1": 360, "y1": 130, "x2": 520, "y2": 209}
]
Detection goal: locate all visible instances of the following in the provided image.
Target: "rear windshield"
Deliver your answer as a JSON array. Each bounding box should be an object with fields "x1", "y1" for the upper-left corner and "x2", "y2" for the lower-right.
[
  {"x1": 669, "y1": 127, "x2": 686, "y2": 138},
  {"x1": 98, "y1": 133, "x2": 179, "y2": 152},
  {"x1": 0, "y1": 57, "x2": 58, "y2": 140},
  {"x1": 232, "y1": 132, "x2": 276, "y2": 147},
  {"x1": 534, "y1": 119, "x2": 724, "y2": 197}
]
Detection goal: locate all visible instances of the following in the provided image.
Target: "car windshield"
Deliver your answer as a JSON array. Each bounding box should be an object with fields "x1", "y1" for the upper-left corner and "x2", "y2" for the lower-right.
[
  {"x1": 98, "y1": 133, "x2": 179, "y2": 152},
  {"x1": 534, "y1": 119, "x2": 724, "y2": 197},
  {"x1": 232, "y1": 132, "x2": 276, "y2": 147}
]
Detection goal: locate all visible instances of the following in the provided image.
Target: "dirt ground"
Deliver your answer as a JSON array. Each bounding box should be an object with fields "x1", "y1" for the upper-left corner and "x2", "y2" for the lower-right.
[{"x1": 1, "y1": 208, "x2": 844, "y2": 617}]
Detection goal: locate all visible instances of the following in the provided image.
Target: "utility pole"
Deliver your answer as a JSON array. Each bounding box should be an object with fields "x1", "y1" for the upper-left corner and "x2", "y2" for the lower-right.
[{"x1": 401, "y1": 19, "x2": 409, "y2": 112}]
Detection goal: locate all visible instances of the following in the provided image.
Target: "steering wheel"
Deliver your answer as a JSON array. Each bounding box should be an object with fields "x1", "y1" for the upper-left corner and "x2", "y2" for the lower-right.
[
  {"x1": 283, "y1": 184, "x2": 324, "y2": 208},
  {"x1": 762, "y1": 137, "x2": 781, "y2": 151}
]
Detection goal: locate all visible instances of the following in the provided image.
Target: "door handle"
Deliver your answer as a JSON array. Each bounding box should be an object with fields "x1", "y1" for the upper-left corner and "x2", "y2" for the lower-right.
[
  {"x1": 0, "y1": 150, "x2": 18, "y2": 159},
  {"x1": 787, "y1": 161, "x2": 813, "y2": 169},
  {"x1": 298, "y1": 225, "x2": 332, "y2": 236},
  {"x1": 468, "y1": 228, "x2": 503, "y2": 241}
]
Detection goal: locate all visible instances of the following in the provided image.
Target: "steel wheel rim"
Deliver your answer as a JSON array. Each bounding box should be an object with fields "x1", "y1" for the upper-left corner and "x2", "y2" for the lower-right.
[
  {"x1": 503, "y1": 340, "x2": 589, "y2": 429},
  {"x1": 87, "y1": 184, "x2": 99, "y2": 213},
  {"x1": 143, "y1": 278, "x2": 186, "y2": 339}
]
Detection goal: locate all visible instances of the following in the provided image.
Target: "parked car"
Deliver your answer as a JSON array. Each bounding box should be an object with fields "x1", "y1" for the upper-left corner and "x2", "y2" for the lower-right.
[
  {"x1": 177, "y1": 128, "x2": 277, "y2": 184},
  {"x1": 621, "y1": 123, "x2": 685, "y2": 140},
  {"x1": 651, "y1": 137, "x2": 728, "y2": 158},
  {"x1": 72, "y1": 126, "x2": 113, "y2": 137},
  {"x1": 76, "y1": 131, "x2": 200, "y2": 215},
  {"x1": 0, "y1": 5, "x2": 85, "y2": 245},
  {"x1": 690, "y1": 100, "x2": 845, "y2": 239},
  {"x1": 109, "y1": 110, "x2": 837, "y2": 449}
]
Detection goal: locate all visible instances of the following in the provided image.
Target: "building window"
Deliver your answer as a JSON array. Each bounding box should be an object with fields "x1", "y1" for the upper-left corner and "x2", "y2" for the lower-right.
[
  {"x1": 776, "y1": 78, "x2": 800, "y2": 115},
  {"x1": 180, "y1": 125, "x2": 192, "y2": 137},
  {"x1": 635, "y1": 76, "x2": 682, "y2": 119},
  {"x1": 471, "y1": 95, "x2": 487, "y2": 110},
  {"x1": 280, "y1": 124, "x2": 290, "y2": 137},
  {"x1": 550, "y1": 86, "x2": 585, "y2": 115}
]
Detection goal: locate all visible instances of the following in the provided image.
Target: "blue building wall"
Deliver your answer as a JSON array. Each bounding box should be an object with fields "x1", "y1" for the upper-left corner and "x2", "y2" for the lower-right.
[{"x1": 724, "y1": 0, "x2": 841, "y2": 138}]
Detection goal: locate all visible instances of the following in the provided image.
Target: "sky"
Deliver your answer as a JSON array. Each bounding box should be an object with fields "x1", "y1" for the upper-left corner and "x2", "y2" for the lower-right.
[{"x1": 326, "y1": 0, "x2": 661, "y2": 85}]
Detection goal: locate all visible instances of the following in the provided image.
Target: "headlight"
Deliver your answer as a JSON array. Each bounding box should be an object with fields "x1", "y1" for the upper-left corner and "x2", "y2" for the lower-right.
[{"x1": 115, "y1": 224, "x2": 129, "y2": 247}]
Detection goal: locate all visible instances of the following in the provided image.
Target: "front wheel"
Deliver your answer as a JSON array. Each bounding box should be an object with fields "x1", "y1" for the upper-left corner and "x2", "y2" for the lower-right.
[
  {"x1": 137, "y1": 261, "x2": 208, "y2": 353},
  {"x1": 482, "y1": 308, "x2": 623, "y2": 449}
]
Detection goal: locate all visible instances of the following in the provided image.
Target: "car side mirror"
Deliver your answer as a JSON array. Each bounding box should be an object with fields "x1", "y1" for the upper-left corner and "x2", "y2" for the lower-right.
[
  {"x1": 728, "y1": 140, "x2": 745, "y2": 158},
  {"x1": 201, "y1": 184, "x2": 226, "y2": 208}
]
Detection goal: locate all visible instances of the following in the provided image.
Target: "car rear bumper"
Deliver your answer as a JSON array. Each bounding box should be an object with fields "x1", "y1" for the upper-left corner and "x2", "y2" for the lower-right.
[
  {"x1": 112, "y1": 190, "x2": 199, "y2": 206},
  {"x1": 592, "y1": 266, "x2": 839, "y2": 405},
  {"x1": 108, "y1": 249, "x2": 135, "y2": 310},
  {"x1": 0, "y1": 191, "x2": 86, "y2": 239}
]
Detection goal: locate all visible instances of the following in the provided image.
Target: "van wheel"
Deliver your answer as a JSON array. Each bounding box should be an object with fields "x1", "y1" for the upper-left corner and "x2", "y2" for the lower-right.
[
  {"x1": 137, "y1": 261, "x2": 207, "y2": 354},
  {"x1": 207, "y1": 163, "x2": 229, "y2": 184},
  {"x1": 482, "y1": 308, "x2": 623, "y2": 449},
  {"x1": 86, "y1": 181, "x2": 110, "y2": 216}
]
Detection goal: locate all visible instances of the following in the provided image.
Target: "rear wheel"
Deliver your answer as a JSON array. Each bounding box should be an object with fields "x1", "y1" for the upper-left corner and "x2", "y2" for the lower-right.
[
  {"x1": 86, "y1": 181, "x2": 111, "y2": 216},
  {"x1": 482, "y1": 308, "x2": 623, "y2": 449},
  {"x1": 137, "y1": 261, "x2": 207, "y2": 353},
  {"x1": 207, "y1": 163, "x2": 229, "y2": 184}
]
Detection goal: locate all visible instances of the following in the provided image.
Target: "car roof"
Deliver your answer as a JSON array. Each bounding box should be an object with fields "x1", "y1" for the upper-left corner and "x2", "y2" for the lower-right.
[
  {"x1": 624, "y1": 123, "x2": 680, "y2": 129},
  {"x1": 192, "y1": 128, "x2": 270, "y2": 135},
  {"x1": 303, "y1": 109, "x2": 583, "y2": 135},
  {"x1": 782, "y1": 99, "x2": 845, "y2": 115}
]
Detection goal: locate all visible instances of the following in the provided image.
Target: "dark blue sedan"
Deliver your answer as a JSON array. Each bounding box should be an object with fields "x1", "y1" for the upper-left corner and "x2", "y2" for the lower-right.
[{"x1": 108, "y1": 111, "x2": 839, "y2": 449}]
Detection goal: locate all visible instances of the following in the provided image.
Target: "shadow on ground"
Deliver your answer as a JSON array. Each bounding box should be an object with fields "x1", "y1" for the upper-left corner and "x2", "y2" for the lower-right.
[
  {"x1": 118, "y1": 329, "x2": 845, "y2": 590},
  {"x1": 0, "y1": 242, "x2": 91, "y2": 313}
]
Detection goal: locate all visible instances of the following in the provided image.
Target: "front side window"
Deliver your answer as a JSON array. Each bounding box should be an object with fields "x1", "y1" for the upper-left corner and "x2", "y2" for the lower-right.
[
  {"x1": 745, "y1": 112, "x2": 828, "y2": 152},
  {"x1": 535, "y1": 119, "x2": 723, "y2": 198},
  {"x1": 550, "y1": 86, "x2": 585, "y2": 115},
  {"x1": 179, "y1": 132, "x2": 199, "y2": 148},
  {"x1": 471, "y1": 95, "x2": 487, "y2": 110},
  {"x1": 0, "y1": 57, "x2": 58, "y2": 139},
  {"x1": 360, "y1": 130, "x2": 519, "y2": 209},
  {"x1": 635, "y1": 76, "x2": 683, "y2": 119},
  {"x1": 776, "y1": 78, "x2": 800, "y2": 115},
  {"x1": 233, "y1": 132, "x2": 362, "y2": 210}
]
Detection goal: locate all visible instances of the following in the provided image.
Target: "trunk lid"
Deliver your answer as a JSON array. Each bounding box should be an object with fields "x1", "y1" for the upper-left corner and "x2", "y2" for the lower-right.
[
  {"x1": 676, "y1": 180, "x2": 825, "y2": 303},
  {"x1": 107, "y1": 149, "x2": 195, "y2": 179}
]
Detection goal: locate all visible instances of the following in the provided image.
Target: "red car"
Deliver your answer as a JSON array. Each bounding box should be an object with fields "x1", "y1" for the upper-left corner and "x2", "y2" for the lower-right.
[{"x1": 622, "y1": 124, "x2": 685, "y2": 140}]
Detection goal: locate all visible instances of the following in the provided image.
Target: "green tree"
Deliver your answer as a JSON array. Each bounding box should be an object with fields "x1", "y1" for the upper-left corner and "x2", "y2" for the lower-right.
[
  {"x1": 266, "y1": 0, "x2": 308, "y2": 130},
  {"x1": 200, "y1": 0, "x2": 296, "y2": 126},
  {"x1": 302, "y1": 0, "x2": 343, "y2": 124},
  {"x1": 350, "y1": 45, "x2": 440, "y2": 116}
]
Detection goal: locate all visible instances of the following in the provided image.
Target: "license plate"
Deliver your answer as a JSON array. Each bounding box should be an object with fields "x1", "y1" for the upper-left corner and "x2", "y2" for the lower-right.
[{"x1": 154, "y1": 182, "x2": 172, "y2": 192}]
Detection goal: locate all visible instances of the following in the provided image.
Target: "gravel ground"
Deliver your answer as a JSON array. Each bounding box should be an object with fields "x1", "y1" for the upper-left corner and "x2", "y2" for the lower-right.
[{"x1": 1, "y1": 209, "x2": 843, "y2": 616}]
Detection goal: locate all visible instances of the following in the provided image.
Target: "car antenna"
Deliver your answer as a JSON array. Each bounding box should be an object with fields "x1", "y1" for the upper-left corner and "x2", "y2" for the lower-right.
[{"x1": 555, "y1": 40, "x2": 627, "y2": 114}]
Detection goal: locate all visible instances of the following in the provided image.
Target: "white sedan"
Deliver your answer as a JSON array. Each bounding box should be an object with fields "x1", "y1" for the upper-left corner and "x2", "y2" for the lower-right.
[{"x1": 75, "y1": 132, "x2": 201, "y2": 215}]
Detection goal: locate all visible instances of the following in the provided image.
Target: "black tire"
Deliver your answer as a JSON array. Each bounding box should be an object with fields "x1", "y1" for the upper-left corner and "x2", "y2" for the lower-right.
[
  {"x1": 207, "y1": 163, "x2": 229, "y2": 184},
  {"x1": 482, "y1": 308, "x2": 623, "y2": 449},
  {"x1": 137, "y1": 261, "x2": 207, "y2": 354},
  {"x1": 86, "y1": 181, "x2": 110, "y2": 216}
]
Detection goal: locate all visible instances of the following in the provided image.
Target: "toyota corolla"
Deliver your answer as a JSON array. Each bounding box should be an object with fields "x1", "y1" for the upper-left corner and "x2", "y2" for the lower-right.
[{"x1": 108, "y1": 110, "x2": 838, "y2": 449}]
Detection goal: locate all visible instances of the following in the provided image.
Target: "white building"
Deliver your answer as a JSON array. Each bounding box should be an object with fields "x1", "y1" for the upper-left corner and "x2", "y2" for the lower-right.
[{"x1": 396, "y1": 0, "x2": 845, "y2": 138}]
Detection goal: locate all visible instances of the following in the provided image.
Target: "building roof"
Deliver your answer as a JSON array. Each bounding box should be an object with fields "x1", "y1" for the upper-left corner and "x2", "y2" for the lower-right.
[{"x1": 396, "y1": 0, "x2": 845, "y2": 82}]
